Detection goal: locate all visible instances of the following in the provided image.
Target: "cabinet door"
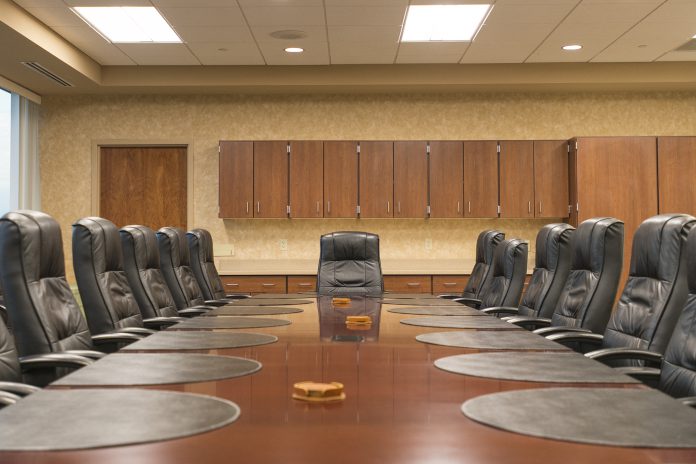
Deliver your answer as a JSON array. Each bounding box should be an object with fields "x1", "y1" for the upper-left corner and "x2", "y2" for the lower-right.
[
  {"x1": 359, "y1": 141, "x2": 394, "y2": 218},
  {"x1": 324, "y1": 141, "x2": 358, "y2": 218},
  {"x1": 394, "y1": 141, "x2": 428, "y2": 218},
  {"x1": 383, "y1": 275, "x2": 432, "y2": 293},
  {"x1": 534, "y1": 140, "x2": 569, "y2": 218},
  {"x1": 219, "y1": 141, "x2": 253, "y2": 218},
  {"x1": 499, "y1": 140, "x2": 534, "y2": 218},
  {"x1": 658, "y1": 137, "x2": 696, "y2": 216},
  {"x1": 429, "y1": 141, "x2": 463, "y2": 218},
  {"x1": 463, "y1": 141, "x2": 498, "y2": 218},
  {"x1": 289, "y1": 141, "x2": 323, "y2": 218},
  {"x1": 253, "y1": 141, "x2": 289, "y2": 218}
]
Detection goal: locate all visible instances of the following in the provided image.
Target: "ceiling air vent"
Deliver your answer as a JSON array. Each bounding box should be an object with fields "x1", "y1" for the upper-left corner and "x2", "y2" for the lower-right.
[
  {"x1": 675, "y1": 39, "x2": 696, "y2": 52},
  {"x1": 20, "y1": 61, "x2": 73, "y2": 87}
]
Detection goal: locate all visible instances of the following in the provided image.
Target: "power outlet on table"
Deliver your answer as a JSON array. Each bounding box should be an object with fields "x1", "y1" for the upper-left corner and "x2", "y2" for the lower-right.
[{"x1": 279, "y1": 239, "x2": 288, "y2": 251}]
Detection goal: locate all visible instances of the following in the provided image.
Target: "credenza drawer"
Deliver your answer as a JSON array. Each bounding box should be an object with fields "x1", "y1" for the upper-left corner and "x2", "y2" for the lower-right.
[
  {"x1": 287, "y1": 275, "x2": 316, "y2": 293},
  {"x1": 383, "y1": 275, "x2": 432, "y2": 293},
  {"x1": 432, "y1": 275, "x2": 469, "y2": 294},
  {"x1": 220, "y1": 276, "x2": 287, "y2": 294}
]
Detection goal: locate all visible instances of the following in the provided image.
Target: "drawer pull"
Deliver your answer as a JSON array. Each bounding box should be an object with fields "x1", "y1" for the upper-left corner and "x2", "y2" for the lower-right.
[
  {"x1": 225, "y1": 283, "x2": 239, "y2": 287},
  {"x1": 297, "y1": 283, "x2": 312, "y2": 287},
  {"x1": 406, "y1": 282, "x2": 421, "y2": 287},
  {"x1": 442, "y1": 282, "x2": 458, "y2": 287},
  {"x1": 261, "y1": 283, "x2": 277, "y2": 287}
]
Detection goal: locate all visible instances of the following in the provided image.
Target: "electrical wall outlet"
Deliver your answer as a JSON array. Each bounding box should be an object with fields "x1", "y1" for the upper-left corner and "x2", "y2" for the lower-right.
[
  {"x1": 279, "y1": 239, "x2": 288, "y2": 251},
  {"x1": 424, "y1": 238, "x2": 433, "y2": 250}
]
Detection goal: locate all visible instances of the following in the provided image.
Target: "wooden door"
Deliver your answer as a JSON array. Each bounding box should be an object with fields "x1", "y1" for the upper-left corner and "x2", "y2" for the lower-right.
[
  {"x1": 429, "y1": 141, "x2": 463, "y2": 218},
  {"x1": 534, "y1": 140, "x2": 569, "y2": 218},
  {"x1": 359, "y1": 141, "x2": 393, "y2": 218},
  {"x1": 394, "y1": 141, "x2": 428, "y2": 218},
  {"x1": 463, "y1": 141, "x2": 498, "y2": 218},
  {"x1": 219, "y1": 141, "x2": 253, "y2": 218},
  {"x1": 253, "y1": 141, "x2": 288, "y2": 218},
  {"x1": 324, "y1": 141, "x2": 358, "y2": 218},
  {"x1": 499, "y1": 140, "x2": 534, "y2": 218},
  {"x1": 658, "y1": 136, "x2": 696, "y2": 216},
  {"x1": 100, "y1": 146, "x2": 187, "y2": 230},
  {"x1": 575, "y1": 137, "x2": 658, "y2": 288},
  {"x1": 568, "y1": 140, "x2": 578, "y2": 227},
  {"x1": 289, "y1": 141, "x2": 323, "y2": 218}
]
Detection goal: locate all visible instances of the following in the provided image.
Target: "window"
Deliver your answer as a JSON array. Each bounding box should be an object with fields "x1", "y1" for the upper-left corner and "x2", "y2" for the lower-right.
[{"x1": 0, "y1": 89, "x2": 10, "y2": 214}]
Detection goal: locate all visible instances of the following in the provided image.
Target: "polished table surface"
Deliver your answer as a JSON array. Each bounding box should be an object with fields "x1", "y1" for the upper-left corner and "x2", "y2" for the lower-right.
[{"x1": 2, "y1": 296, "x2": 695, "y2": 464}]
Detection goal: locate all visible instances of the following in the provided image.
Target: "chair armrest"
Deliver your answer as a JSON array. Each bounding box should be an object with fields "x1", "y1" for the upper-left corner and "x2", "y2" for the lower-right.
[
  {"x1": 0, "y1": 391, "x2": 20, "y2": 407},
  {"x1": 19, "y1": 352, "x2": 94, "y2": 371},
  {"x1": 438, "y1": 294, "x2": 461, "y2": 300},
  {"x1": 679, "y1": 396, "x2": 696, "y2": 408},
  {"x1": 480, "y1": 306, "x2": 519, "y2": 316},
  {"x1": 204, "y1": 300, "x2": 229, "y2": 307},
  {"x1": 91, "y1": 332, "x2": 143, "y2": 352},
  {"x1": 614, "y1": 366, "x2": 662, "y2": 384},
  {"x1": 178, "y1": 308, "x2": 209, "y2": 317},
  {"x1": 192, "y1": 305, "x2": 216, "y2": 311},
  {"x1": 143, "y1": 317, "x2": 184, "y2": 329},
  {"x1": 116, "y1": 327, "x2": 157, "y2": 336},
  {"x1": 453, "y1": 297, "x2": 482, "y2": 308},
  {"x1": 585, "y1": 347, "x2": 663, "y2": 367},
  {"x1": 62, "y1": 350, "x2": 107, "y2": 360},
  {"x1": 545, "y1": 331, "x2": 604, "y2": 349},
  {"x1": 505, "y1": 317, "x2": 552, "y2": 330},
  {"x1": 225, "y1": 294, "x2": 251, "y2": 299},
  {"x1": 534, "y1": 326, "x2": 592, "y2": 336},
  {"x1": 0, "y1": 381, "x2": 41, "y2": 397}
]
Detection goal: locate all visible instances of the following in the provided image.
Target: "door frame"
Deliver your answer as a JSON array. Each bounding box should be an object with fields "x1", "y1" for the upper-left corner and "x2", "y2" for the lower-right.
[{"x1": 91, "y1": 139, "x2": 194, "y2": 229}]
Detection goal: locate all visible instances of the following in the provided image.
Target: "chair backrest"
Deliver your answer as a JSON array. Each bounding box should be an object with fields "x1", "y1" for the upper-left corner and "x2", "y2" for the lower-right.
[
  {"x1": 119, "y1": 225, "x2": 180, "y2": 318},
  {"x1": 551, "y1": 217, "x2": 624, "y2": 333},
  {"x1": 478, "y1": 239, "x2": 528, "y2": 308},
  {"x1": 0, "y1": 317, "x2": 22, "y2": 383},
  {"x1": 463, "y1": 230, "x2": 505, "y2": 299},
  {"x1": 157, "y1": 227, "x2": 206, "y2": 308},
  {"x1": 72, "y1": 217, "x2": 144, "y2": 335},
  {"x1": 317, "y1": 231, "x2": 383, "y2": 295},
  {"x1": 0, "y1": 210, "x2": 92, "y2": 356},
  {"x1": 518, "y1": 224, "x2": 575, "y2": 318},
  {"x1": 602, "y1": 214, "x2": 695, "y2": 360},
  {"x1": 187, "y1": 229, "x2": 226, "y2": 300}
]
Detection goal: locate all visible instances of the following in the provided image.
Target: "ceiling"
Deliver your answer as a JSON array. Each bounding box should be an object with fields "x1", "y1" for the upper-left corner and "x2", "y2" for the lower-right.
[{"x1": 2, "y1": 0, "x2": 696, "y2": 96}]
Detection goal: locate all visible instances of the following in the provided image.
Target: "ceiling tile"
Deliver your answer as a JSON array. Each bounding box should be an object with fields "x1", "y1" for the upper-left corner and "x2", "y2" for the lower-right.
[
  {"x1": 116, "y1": 43, "x2": 201, "y2": 65},
  {"x1": 25, "y1": 7, "x2": 85, "y2": 27},
  {"x1": 485, "y1": 2, "x2": 576, "y2": 23},
  {"x1": 568, "y1": 1, "x2": 663, "y2": 23},
  {"x1": 643, "y1": 0, "x2": 696, "y2": 22},
  {"x1": 326, "y1": 6, "x2": 406, "y2": 26},
  {"x1": 187, "y1": 43, "x2": 265, "y2": 65},
  {"x1": 176, "y1": 26, "x2": 255, "y2": 44},
  {"x1": 241, "y1": 6, "x2": 326, "y2": 26},
  {"x1": 257, "y1": 41, "x2": 329, "y2": 65},
  {"x1": 592, "y1": 22, "x2": 696, "y2": 62},
  {"x1": 52, "y1": 26, "x2": 136, "y2": 65},
  {"x1": 152, "y1": 0, "x2": 243, "y2": 6},
  {"x1": 62, "y1": 0, "x2": 151, "y2": 5},
  {"x1": 328, "y1": 26, "x2": 401, "y2": 45},
  {"x1": 395, "y1": 53, "x2": 465, "y2": 64},
  {"x1": 463, "y1": 21, "x2": 558, "y2": 63},
  {"x1": 325, "y1": 0, "x2": 407, "y2": 5},
  {"x1": 398, "y1": 42, "x2": 469, "y2": 55},
  {"x1": 237, "y1": 0, "x2": 323, "y2": 5},
  {"x1": 13, "y1": 0, "x2": 71, "y2": 7},
  {"x1": 657, "y1": 50, "x2": 696, "y2": 62},
  {"x1": 158, "y1": 7, "x2": 246, "y2": 27},
  {"x1": 330, "y1": 43, "x2": 397, "y2": 64},
  {"x1": 249, "y1": 25, "x2": 326, "y2": 43}
]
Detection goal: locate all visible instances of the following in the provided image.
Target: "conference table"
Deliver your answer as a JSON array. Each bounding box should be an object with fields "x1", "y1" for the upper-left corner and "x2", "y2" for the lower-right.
[{"x1": 1, "y1": 295, "x2": 694, "y2": 464}]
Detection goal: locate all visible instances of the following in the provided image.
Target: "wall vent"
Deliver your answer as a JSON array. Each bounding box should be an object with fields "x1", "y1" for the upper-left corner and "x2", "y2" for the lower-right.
[{"x1": 20, "y1": 62, "x2": 73, "y2": 87}]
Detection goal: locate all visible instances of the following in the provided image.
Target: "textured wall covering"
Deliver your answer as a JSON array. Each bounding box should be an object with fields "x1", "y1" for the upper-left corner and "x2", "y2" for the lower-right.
[{"x1": 39, "y1": 91, "x2": 696, "y2": 281}]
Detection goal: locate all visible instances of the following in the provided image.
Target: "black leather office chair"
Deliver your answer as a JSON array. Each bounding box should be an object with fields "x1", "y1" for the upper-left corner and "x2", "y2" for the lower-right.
[
  {"x1": 316, "y1": 231, "x2": 383, "y2": 295},
  {"x1": 0, "y1": 211, "x2": 140, "y2": 384},
  {"x1": 157, "y1": 227, "x2": 229, "y2": 309},
  {"x1": 507, "y1": 217, "x2": 624, "y2": 335},
  {"x1": 461, "y1": 238, "x2": 528, "y2": 309},
  {"x1": 547, "y1": 214, "x2": 696, "y2": 368},
  {"x1": 73, "y1": 217, "x2": 181, "y2": 334},
  {"x1": 186, "y1": 228, "x2": 249, "y2": 301},
  {"x1": 440, "y1": 229, "x2": 504, "y2": 300},
  {"x1": 120, "y1": 225, "x2": 208, "y2": 318},
  {"x1": 482, "y1": 223, "x2": 574, "y2": 318}
]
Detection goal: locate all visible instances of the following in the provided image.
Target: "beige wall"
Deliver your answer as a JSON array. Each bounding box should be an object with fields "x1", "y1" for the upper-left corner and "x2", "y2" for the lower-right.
[{"x1": 40, "y1": 91, "x2": 696, "y2": 281}]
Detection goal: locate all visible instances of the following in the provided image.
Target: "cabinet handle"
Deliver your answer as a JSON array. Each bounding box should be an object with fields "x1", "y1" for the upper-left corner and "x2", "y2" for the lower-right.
[
  {"x1": 261, "y1": 283, "x2": 276, "y2": 287},
  {"x1": 442, "y1": 282, "x2": 457, "y2": 287},
  {"x1": 398, "y1": 201, "x2": 401, "y2": 214},
  {"x1": 406, "y1": 282, "x2": 421, "y2": 287},
  {"x1": 246, "y1": 202, "x2": 249, "y2": 214},
  {"x1": 225, "y1": 283, "x2": 239, "y2": 287},
  {"x1": 387, "y1": 201, "x2": 390, "y2": 213},
  {"x1": 528, "y1": 201, "x2": 531, "y2": 214},
  {"x1": 316, "y1": 201, "x2": 320, "y2": 214},
  {"x1": 539, "y1": 201, "x2": 543, "y2": 214},
  {"x1": 457, "y1": 201, "x2": 460, "y2": 213},
  {"x1": 297, "y1": 283, "x2": 312, "y2": 287},
  {"x1": 327, "y1": 201, "x2": 331, "y2": 214},
  {"x1": 257, "y1": 201, "x2": 260, "y2": 213},
  {"x1": 468, "y1": 201, "x2": 471, "y2": 214}
]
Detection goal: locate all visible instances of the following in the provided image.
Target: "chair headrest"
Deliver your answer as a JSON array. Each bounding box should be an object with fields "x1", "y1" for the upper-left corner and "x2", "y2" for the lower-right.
[
  {"x1": 536, "y1": 223, "x2": 575, "y2": 271},
  {"x1": 630, "y1": 214, "x2": 696, "y2": 281},
  {"x1": 320, "y1": 231, "x2": 380, "y2": 261},
  {"x1": 572, "y1": 217, "x2": 624, "y2": 272},
  {"x1": 476, "y1": 230, "x2": 505, "y2": 264},
  {"x1": 72, "y1": 217, "x2": 123, "y2": 273},
  {"x1": 119, "y1": 225, "x2": 160, "y2": 270},
  {"x1": 187, "y1": 229, "x2": 214, "y2": 262},
  {"x1": 491, "y1": 239, "x2": 528, "y2": 278}
]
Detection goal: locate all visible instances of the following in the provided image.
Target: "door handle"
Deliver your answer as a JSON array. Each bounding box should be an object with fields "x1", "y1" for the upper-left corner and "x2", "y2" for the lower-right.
[
  {"x1": 397, "y1": 201, "x2": 401, "y2": 214},
  {"x1": 468, "y1": 201, "x2": 471, "y2": 214},
  {"x1": 539, "y1": 201, "x2": 543, "y2": 214},
  {"x1": 457, "y1": 201, "x2": 460, "y2": 214},
  {"x1": 387, "y1": 201, "x2": 390, "y2": 213},
  {"x1": 257, "y1": 201, "x2": 260, "y2": 214},
  {"x1": 246, "y1": 201, "x2": 249, "y2": 214},
  {"x1": 528, "y1": 201, "x2": 531, "y2": 214},
  {"x1": 327, "y1": 201, "x2": 331, "y2": 214}
]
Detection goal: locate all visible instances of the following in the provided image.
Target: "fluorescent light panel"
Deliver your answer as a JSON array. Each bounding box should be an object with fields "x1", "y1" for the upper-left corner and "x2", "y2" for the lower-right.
[
  {"x1": 401, "y1": 4, "x2": 492, "y2": 42},
  {"x1": 72, "y1": 7, "x2": 181, "y2": 43}
]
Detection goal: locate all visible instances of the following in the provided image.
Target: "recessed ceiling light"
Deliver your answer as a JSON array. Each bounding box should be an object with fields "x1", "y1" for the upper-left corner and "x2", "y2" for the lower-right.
[
  {"x1": 284, "y1": 47, "x2": 304, "y2": 53},
  {"x1": 401, "y1": 4, "x2": 492, "y2": 42},
  {"x1": 562, "y1": 44, "x2": 583, "y2": 51},
  {"x1": 71, "y1": 7, "x2": 181, "y2": 43}
]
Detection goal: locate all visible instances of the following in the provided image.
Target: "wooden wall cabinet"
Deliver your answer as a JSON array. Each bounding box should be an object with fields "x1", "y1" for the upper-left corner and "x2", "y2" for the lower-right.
[
  {"x1": 324, "y1": 141, "x2": 358, "y2": 218},
  {"x1": 253, "y1": 141, "x2": 289, "y2": 218},
  {"x1": 463, "y1": 141, "x2": 499, "y2": 218},
  {"x1": 219, "y1": 275, "x2": 287, "y2": 294},
  {"x1": 429, "y1": 141, "x2": 463, "y2": 218},
  {"x1": 287, "y1": 275, "x2": 317, "y2": 293},
  {"x1": 499, "y1": 140, "x2": 535, "y2": 218},
  {"x1": 534, "y1": 140, "x2": 569, "y2": 218},
  {"x1": 383, "y1": 275, "x2": 432, "y2": 293},
  {"x1": 359, "y1": 141, "x2": 394, "y2": 218},
  {"x1": 658, "y1": 136, "x2": 696, "y2": 216},
  {"x1": 290, "y1": 141, "x2": 323, "y2": 218},
  {"x1": 219, "y1": 141, "x2": 253, "y2": 218},
  {"x1": 394, "y1": 141, "x2": 428, "y2": 218}
]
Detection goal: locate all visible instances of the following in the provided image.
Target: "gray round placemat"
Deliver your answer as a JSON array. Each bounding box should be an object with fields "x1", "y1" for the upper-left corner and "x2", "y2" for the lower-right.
[
  {"x1": 461, "y1": 388, "x2": 696, "y2": 448},
  {"x1": 122, "y1": 331, "x2": 277, "y2": 351},
  {"x1": 381, "y1": 298, "x2": 461, "y2": 306},
  {"x1": 53, "y1": 353, "x2": 261, "y2": 386},
  {"x1": 0, "y1": 389, "x2": 239, "y2": 451},
  {"x1": 205, "y1": 306, "x2": 304, "y2": 316},
  {"x1": 231, "y1": 298, "x2": 313, "y2": 306},
  {"x1": 388, "y1": 306, "x2": 484, "y2": 316},
  {"x1": 250, "y1": 293, "x2": 316, "y2": 299},
  {"x1": 169, "y1": 316, "x2": 291, "y2": 330},
  {"x1": 436, "y1": 352, "x2": 640, "y2": 383},
  {"x1": 416, "y1": 331, "x2": 569, "y2": 351},
  {"x1": 402, "y1": 316, "x2": 523, "y2": 330}
]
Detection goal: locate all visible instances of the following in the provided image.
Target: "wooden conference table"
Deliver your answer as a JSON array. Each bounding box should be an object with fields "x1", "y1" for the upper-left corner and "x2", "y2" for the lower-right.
[{"x1": 1, "y1": 295, "x2": 694, "y2": 464}]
